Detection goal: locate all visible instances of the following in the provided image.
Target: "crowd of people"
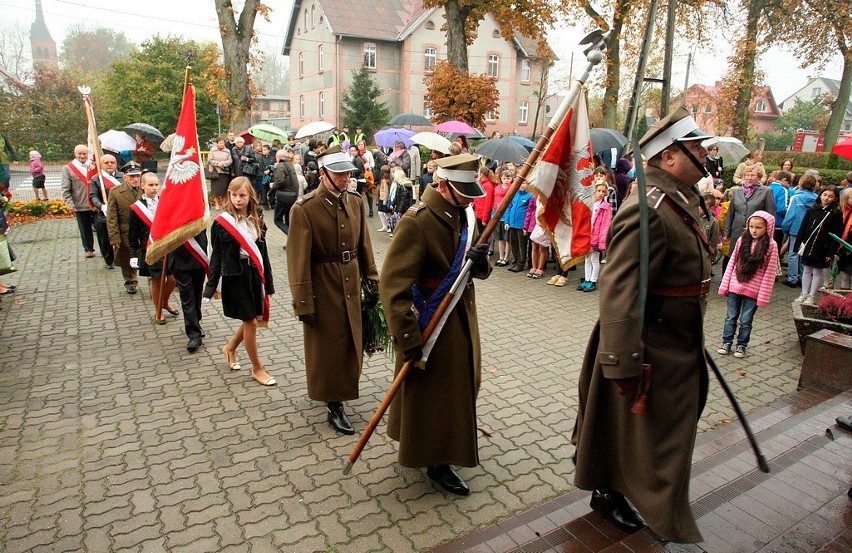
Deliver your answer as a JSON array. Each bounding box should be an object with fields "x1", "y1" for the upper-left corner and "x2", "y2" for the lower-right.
[{"x1": 4, "y1": 113, "x2": 852, "y2": 545}]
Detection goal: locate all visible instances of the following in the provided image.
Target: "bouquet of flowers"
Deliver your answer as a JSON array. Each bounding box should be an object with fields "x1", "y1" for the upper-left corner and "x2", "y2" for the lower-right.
[{"x1": 360, "y1": 280, "x2": 392, "y2": 357}]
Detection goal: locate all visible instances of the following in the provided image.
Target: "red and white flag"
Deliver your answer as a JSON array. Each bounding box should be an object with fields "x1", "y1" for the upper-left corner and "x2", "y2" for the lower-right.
[
  {"x1": 526, "y1": 90, "x2": 595, "y2": 268},
  {"x1": 145, "y1": 83, "x2": 210, "y2": 265}
]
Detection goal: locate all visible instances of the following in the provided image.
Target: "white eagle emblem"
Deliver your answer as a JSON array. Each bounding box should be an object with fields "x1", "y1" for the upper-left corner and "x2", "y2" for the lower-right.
[{"x1": 164, "y1": 134, "x2": 200, "y2": 185}]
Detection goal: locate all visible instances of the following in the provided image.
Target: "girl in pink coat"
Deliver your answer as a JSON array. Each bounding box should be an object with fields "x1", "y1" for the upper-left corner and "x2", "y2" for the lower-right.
[
  {"x1": 717, "y1": 210, "x2": 779, "y2": 358},
  {"x1": 579, "y1": 182, "x2": 612, "y2": 291}
]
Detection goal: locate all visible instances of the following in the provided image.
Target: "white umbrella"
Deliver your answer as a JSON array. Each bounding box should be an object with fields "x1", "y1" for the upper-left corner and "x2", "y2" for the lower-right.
[
  {"x1": 160, "y1": 133, "x2": 177, "y2": 152},
  {"x1": 411, "y1": 131, "x2": 452, "y2": 154},
  {"x1": 98, "y1": 130, "x2": 136, "y2": 152},
  {"x1": 295, "y1": 121, "x2": 335, "y2": 139},
  {"x1": 702, "y1": 136, "x2": 749, "y2": 166}
]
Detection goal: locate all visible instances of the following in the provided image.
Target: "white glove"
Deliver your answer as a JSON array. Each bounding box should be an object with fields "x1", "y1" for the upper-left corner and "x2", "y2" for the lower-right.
[
  {"x1": 202, "y1": 297, "x2": 212, "y2": 304},
  {"x1": 101, "y1": 205, "x2": 107, "y2": 216},
  {"x1": 129, "y1": 257, "x2": 138, "y2": 269}
]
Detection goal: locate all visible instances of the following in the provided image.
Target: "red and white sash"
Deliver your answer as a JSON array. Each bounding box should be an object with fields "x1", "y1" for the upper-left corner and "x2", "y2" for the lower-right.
[
  {"x1": 216, "y1": 212, "x2": 270, "y2": 325},
  {"x1": 66, "y1": 161, "x2": 89, "y2": 184},
  {"x1": 100, "y1": 171, "x2": 121, "y2": 190},
  {"x1": 132, "y1": 199, "x2": 210, "y2": 274}
]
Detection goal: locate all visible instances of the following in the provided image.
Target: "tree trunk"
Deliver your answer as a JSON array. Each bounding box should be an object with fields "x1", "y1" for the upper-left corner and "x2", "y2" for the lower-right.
[
  {"x1": 602, "y1": 18, "x2": 623, "y2": 129},
  {"x1": 731, "y1": 0, "x2": 764, "y2": 142},
  {"x1": 214, "y1": 0, "x2": 258, "y2": 132},
  {"x1": 444, "y1": 0, "x2": 469, "y2": 74},
  {"x1": 824, "y1": 54, "x2": 852, "y2": 151}
]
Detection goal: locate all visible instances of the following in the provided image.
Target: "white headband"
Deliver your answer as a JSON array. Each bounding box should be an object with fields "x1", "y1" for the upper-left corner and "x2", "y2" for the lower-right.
[
  {"x1": 436, "y1": 167, "x2": 478, "y2": 183},
  {"x1": 318, "y1": 151, "x2": 351, "y2": 169},
  {"x1": 642, "y1": 116, "x2": 702, "y2": 159}
]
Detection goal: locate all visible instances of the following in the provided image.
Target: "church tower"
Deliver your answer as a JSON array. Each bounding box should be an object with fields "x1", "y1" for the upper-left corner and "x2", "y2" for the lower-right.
[{"x1": 30, "y1": 0, "x2": 58, "y2": 70}]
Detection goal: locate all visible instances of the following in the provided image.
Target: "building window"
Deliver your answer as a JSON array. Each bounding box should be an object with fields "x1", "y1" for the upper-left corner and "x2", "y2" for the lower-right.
[
  {"x1": 424, "y1": 48, "x2": 436, "y2": 71},
  {"x1": 364, "y1": 43, "x2": 376, "y2": 69},
  {"x1": 311, "y1": 5, "x2": 316, "y2": 27},
  {"x1": 318, "y1": 44, "x2": 324, "y2": 72},
  {"x1": 492, "y1": 29, "x2": 500, "y2": 38},
  {"x1": 521, "y1": 59, "x2": 530, "y2": 82},
  {"x1": 519, "y1": 101, "x2": 528, "y2": 124},
  {"x1": 425, "y1": 20, "x2": 435, "y2": 30},
  {"x1": 705, "y1": 104, "x2": 712, "y2": 113},
  {"x1": 812, "y1": 87, "x2": 821, "y2": 97},
  {"x1": 299, "y1": 95, "x2": 304, "y2": 118},
  {"x1": 298, "y1": 52, "x2": 304, "y2": 77},
  {"x1": 487, "y1": 55, "x2": 499, "y2": 78},
  {"x1": 304, "y1": 8, "x2": 308, "y2": 30},
  {"x1": 755, "y1": 100, "x2": 766, "y2": 112},
  {"x1": 485, "y1": 110, "x2": 496, "y2": 122},
  {"x1": 423, "y1": 97, "x2": 432, "y2": 119},
  {"x1": 319, "y1": 92, "x2": 325, "y2": 118}
]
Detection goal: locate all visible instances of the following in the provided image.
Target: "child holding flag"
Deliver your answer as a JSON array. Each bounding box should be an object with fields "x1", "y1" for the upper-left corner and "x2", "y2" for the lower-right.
[{"x1": 203, "y1": 177, "x2": 276, "y2": 387}]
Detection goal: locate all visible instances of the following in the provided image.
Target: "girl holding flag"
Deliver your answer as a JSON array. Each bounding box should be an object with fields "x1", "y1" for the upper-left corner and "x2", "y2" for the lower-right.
[{"x1": 203, "y1": 177, "x2": 276, "y2": 387}]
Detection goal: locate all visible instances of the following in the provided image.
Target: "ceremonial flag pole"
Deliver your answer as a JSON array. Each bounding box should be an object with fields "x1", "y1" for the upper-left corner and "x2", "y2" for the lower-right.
[
  {"x1": 145, "y1": 66, "x2": 210, "y2": 264},
  {"x1": 78, "y1": 86, "x2": 104, "y2": 208},
  {"x1": 343, "y1": 30, "x2": 611, "y2": 475}
]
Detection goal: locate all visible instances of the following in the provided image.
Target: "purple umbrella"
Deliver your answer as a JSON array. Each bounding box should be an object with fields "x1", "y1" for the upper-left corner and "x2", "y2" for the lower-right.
[
  {"x1": 374, "y1": 127, "x2": 415, "y2": 148},
  {"x1": 435, "y1": 120, "x2": 479, "y2": 135}
]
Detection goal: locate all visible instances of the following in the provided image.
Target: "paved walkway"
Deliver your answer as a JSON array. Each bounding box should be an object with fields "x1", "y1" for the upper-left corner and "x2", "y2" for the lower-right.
[{"x1": 0, "y1": 214, "x2": 821, "y2": 551}]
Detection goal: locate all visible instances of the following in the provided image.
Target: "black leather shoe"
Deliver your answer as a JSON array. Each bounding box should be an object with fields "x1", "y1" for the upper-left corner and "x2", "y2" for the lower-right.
[
  {"x1": 508, "y1": 264, "x2": 524, "y2": 272},
  {"x1": 186, "y1": 337, "x2": 202, "y2": 353},
  {"x1": 837, "y1": 415, "x2": 852, "y2": 432},
  {"x1": 782, "y1": 280, "x2": 799, "y2": 288},
  {"x1": 427, "y1": 465, "x2": 470, "y2": 496},
  {"x1": 327, "y1": 403, "x2": 354, "y2": 435},
  {"x1": 200, "y1": 327, "x2": 206, "y2": 338},
  {"x1": 590, "y1": 489, "x2": 644, "y2": 533}
]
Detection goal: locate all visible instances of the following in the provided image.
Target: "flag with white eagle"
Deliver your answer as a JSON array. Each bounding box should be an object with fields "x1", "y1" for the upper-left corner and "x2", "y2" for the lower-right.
[
  {"x1": 145, "y1": 82, "x2": 209, "y2": 265},
  {"x1": 526, "y1": 90, "x2": 595, "y2": 269}
]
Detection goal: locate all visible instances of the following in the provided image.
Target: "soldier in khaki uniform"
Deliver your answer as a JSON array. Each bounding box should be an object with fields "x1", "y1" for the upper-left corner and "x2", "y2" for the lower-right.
[
  {"x1": 107, "y1": 162, "x2": 142, "y2": 294},
  {"x1": 572, "y1": 107, "x2": 714, "y2": 543},
  {"x1": 379, "y1": 154, "x2": 491, "y2": 496},
  {"x1": 287, "y1": 145, "x2": 379, "y2": 435}
]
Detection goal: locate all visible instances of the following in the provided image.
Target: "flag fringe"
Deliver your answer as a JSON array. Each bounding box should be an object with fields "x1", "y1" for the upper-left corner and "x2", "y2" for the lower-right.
[{"x1": 145, "y1": 217, "x2": 210, "y2": 265}]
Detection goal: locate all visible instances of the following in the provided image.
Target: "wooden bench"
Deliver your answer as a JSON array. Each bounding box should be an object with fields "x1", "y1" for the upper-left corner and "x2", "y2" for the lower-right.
[{"x1": 798, "y1": 329, "x2": 852, "y2": 392}]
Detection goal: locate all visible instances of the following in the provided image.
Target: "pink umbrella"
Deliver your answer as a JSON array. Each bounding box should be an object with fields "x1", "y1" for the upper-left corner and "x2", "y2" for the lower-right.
[{"x1": 435, "y1": 120, "x2": 479, "y2": 135}]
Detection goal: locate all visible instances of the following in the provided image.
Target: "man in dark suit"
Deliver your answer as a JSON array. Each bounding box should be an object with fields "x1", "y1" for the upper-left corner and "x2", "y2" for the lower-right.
[
  {"x1": 169, "y1": 231, "x2": 209, "y2": 352},
  {"x1": 89, "y1": 154, "x2": 123, "y2": 269}
]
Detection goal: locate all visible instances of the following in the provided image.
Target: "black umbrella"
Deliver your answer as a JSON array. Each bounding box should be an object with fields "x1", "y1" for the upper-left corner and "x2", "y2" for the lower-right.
[
  {"x1": 388, "y1": 112, "x2": 433, "y2": 127},
  {"x1": 474, "y1": 138, "x2": 529, "y2": 163},
  {"x1": 590, "y1": 128, "x2": 628, "y2": 153},
  {"x1": 125, "y1": 123, "x2": 165, "y2": 143}
]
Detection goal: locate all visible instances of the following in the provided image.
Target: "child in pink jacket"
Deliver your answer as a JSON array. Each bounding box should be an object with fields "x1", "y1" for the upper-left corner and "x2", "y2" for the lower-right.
[
  {"x1": 579, "y1": 182, "x2": 612, "y2": 291},
  {"x1": 717, "y1": 210, "x2": 779, "y2": 358}
]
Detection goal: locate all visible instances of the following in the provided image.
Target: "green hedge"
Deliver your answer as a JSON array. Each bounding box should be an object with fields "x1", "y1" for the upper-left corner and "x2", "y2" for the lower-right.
[
  {"x1": 761, "y1": 151, "x2": 852, "y2": 172},
  {"x1": 721, "y1": 165, "x2": 851, "y2": 189}
]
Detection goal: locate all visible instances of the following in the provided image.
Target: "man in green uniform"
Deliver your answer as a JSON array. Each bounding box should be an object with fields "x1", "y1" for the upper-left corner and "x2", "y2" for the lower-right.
[
  {"x1": 287, "y1": 145, "x2": 379, "y2": 435},
  {"x1": 572, "y1": 107, "x2": 713, "y2": 543},
  {"x1": 379, "y1": 154, "x2": 491, "y2": 496}
]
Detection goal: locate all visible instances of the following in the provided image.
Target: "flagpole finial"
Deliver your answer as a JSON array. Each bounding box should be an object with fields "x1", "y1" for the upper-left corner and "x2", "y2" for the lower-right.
[{"x1": 78, "y1": 86, "x2": 91, "y2": 96}]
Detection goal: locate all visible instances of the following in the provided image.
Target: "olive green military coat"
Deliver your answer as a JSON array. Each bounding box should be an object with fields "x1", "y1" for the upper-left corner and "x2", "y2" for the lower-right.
[
  {"x1": 380, "y1": 186, "x2": 491, "y2": 468},
  {"x1": 572, "y1": 166, "x2": 711, "y2": 543},
  {"x1": 106, "y1": 183, "x2": 140, "y2": 266},
  {"x1": 287, "y1": 184, "x2": 378, "y2": 402}
]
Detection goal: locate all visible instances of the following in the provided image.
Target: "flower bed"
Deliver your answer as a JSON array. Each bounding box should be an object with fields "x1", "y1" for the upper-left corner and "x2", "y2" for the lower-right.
[
  {"x1": 792, "y1": 291, "x2": 852, "y2": 354},
  {"x1": 4, "y1": 200, "x2": 74, "y2": 225}
]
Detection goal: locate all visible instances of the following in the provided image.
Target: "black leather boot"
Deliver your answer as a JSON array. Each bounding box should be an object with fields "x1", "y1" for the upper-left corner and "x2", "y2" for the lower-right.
[
  {"x1": 589, "y1": 489, "x2": 644, "y2": 533},
  {"x1": 327, "y1": 402, "x2": 354, "y2": 435},
  {"x1": 427, "y1": 465, "x2": 470, "y2": 496}
]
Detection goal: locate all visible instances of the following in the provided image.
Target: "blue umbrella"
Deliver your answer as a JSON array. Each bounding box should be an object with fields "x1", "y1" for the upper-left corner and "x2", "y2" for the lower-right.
[
  {"x1": 506, "y1": 135, "x2": 535, "y2": 152},
  {"x1": 374, "y1": 127, "x2": 415, "y2": 148}
]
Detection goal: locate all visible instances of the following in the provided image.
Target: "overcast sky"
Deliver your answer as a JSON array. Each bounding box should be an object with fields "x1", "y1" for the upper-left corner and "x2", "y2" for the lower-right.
[{"x1": 5, "y1": 0, "x2": 847, "y2": 104}]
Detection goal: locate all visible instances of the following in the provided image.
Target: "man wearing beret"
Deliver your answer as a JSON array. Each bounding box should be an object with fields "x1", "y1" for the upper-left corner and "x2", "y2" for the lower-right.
[
  {"x1": 572, "y1": 107, "x2": 714, "y2": 543},
  {"x1": 287, "y1": 145, "x2": 379, "y2": 435},
  {"x1": 379, "y1": 153, "x2": 492, "y2": 496}
]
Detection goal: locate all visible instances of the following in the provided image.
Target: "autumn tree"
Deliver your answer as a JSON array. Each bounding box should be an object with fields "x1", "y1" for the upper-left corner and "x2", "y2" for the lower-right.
[
  {"x1": 774, "y1": 98, "x2": 831, "y2": 133},
  {"x1": 213, "y1": 0, "x2": 270, "y2": 131},
  {"x1": 97, "y1": 36, "x2": 228, "y2": 143},
  {"x1": 0, "y1": 67, "x2": 87, "y2": 158},
  {"x1": 60, "y1": 25, "x2": 135, "y2": 75},
  {"x1": 340, "y1": 65, "x2": 390, "y2": 140},
  {"x1": 422, "y1": 0, "x2": 564, "y2": 73},
  {"x1": 252, "y1": 41, "x2": 289, "y2": 96},
  {"x1": 773, "y1": 0, "x2": 851, "y2": 153},
  {"x1": 0, "y1": 20, "x2": 31, "y2": 83},
  {"x1": 424, "y1": 61, "x2": 499, "y2": 129}
]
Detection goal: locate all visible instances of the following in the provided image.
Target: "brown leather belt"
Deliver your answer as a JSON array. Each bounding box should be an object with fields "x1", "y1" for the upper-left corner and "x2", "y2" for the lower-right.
[
  {"x1": 312, "y1": 250, "x2": 357, "y2": 263},
  {"x1": 650, "y1": 279, "x2": 711, "y2": 297}
]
